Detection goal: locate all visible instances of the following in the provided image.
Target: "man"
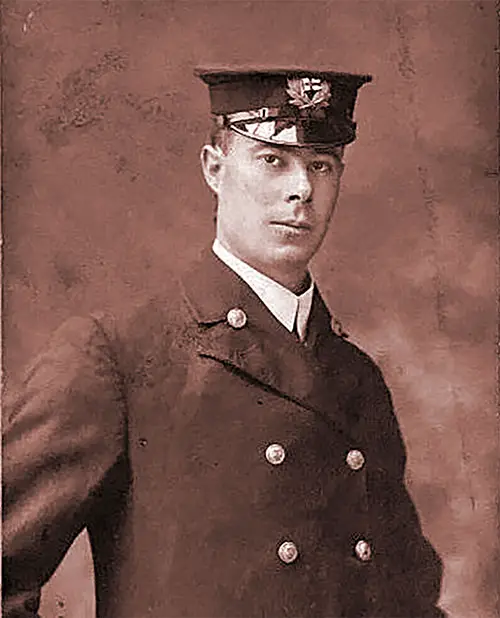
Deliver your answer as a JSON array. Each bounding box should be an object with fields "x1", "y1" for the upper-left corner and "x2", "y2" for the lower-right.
[{"x1": 3, "y1": 68, "x2": 445, "y2": 617}]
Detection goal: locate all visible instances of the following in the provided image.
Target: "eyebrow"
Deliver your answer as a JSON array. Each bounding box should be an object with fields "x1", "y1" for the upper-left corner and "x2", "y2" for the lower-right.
[
  {"x1": 305, "y1": 146, "x2": 343, "y2": 158},
  {"x1": 248, "y1": 141, "x2": 342, "y2": 162},
  {"x1": 248, "y1": 142, "x2": 284, "y2": 154}
]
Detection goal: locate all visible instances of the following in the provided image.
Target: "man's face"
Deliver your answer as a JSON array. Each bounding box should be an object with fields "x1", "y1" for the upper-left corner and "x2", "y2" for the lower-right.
[{"x1": 202, "y1": 130, "x2": 344, "y2": 288}]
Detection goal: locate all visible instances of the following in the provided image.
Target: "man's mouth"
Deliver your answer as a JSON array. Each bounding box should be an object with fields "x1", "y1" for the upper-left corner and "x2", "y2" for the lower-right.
[{"x1": 270, "y1": 220, "x2": 313, "y2": 231}]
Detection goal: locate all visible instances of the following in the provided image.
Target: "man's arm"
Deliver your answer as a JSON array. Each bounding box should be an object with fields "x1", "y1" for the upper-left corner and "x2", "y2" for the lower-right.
[
  {"x1": 362, "y1": 361, "x2": 446, "y2": 618},
  {"x1": 3, "y1": 315, "x2": 127, "y2": 617}
]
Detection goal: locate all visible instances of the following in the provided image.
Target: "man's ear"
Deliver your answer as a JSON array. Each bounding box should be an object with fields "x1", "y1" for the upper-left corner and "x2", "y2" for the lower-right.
[{"x1": 200, "y1": 145, "x2": 224, "y2": 194}]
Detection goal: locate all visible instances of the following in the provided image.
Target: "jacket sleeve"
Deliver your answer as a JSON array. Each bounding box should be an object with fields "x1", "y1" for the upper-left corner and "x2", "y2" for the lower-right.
[
  {"x1": 362, "y1": 363, "x2": 446, "y2": 618},
  {"x1": 2, "y1": 315, "x2": 127, "y2": 617}
]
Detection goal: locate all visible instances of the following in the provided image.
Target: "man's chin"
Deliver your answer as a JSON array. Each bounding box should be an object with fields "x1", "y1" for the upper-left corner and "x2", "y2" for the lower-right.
[{"x1": 260, "y1": 244, "x2": 314, "y2": 273}]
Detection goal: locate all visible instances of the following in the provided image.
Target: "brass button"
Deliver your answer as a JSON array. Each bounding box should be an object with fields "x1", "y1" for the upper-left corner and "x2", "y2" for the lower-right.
[
  {"x1": 278, "y1": 541, "x2": 298, "y2": 564},
  {"x1": 226, "y1": 307, "x2": 247, "y2": 329},
  {"x1": 265, "y1": 443, "x2": 286, "y2": 465},
  {"x1": 346, "y1": 449, "x2": 365, "y2": 471},
  {"x1": 355, "y1": 539, "x2": 372, "y2": 562}
]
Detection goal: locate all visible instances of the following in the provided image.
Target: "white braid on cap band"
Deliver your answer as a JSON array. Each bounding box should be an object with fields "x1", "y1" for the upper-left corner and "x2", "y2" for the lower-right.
[{"x1": 224, "y1": 107, "x2": 282, "y2": 124}]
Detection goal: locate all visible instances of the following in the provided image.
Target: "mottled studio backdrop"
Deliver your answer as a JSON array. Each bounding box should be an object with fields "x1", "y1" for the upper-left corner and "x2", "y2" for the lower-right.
[{"x1": 2, "y1": 1, "x2": 498, "y2": 617}]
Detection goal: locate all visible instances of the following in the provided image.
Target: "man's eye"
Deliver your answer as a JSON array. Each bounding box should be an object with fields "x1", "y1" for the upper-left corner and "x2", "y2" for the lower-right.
[
  {"x1": 263, "y1": 154, "x2": 283, "y2": 167},
  {"x1": 310, "y1": 160, "x2": 332, "y2": 173}
]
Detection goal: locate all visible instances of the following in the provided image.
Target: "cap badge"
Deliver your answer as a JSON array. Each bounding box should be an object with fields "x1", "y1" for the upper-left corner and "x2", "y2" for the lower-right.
[{"x1": 286, "y1": 77, "x2": 331, "y2": 113}]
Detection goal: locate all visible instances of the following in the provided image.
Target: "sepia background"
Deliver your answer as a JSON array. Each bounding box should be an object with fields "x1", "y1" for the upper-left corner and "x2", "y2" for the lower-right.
[{"x1": 2, "y1": 1, "x2": 498, "y2": 617}]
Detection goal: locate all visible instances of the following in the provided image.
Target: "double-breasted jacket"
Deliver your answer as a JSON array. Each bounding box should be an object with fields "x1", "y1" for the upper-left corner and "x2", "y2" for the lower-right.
[{"x1": 3, "y1": 250, "x2": 444, "y2": 617}]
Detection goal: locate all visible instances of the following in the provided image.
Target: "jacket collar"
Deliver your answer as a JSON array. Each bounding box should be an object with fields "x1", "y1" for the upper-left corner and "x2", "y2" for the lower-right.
[
  {"x1": 182, "y1": 247, "x2": 264, "y2": 325},
  {"x1": 181, "y1": 248, "x2": 359, "y2": 436}
]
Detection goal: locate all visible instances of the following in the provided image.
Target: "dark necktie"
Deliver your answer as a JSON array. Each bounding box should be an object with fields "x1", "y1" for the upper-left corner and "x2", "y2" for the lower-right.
[{"x1": 292, "y1": 310, "x2": 302, "y2": 342}]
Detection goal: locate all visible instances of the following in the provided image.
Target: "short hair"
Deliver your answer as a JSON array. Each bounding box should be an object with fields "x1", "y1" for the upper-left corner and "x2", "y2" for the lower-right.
[{"x1": 208, "y1": 117, "x2": 233, "y2": 153}]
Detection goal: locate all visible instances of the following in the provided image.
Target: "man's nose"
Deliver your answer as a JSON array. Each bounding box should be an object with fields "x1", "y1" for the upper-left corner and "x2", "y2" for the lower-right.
[{"x1": 285, "y1": 160, "x2": 312, "y2": 203}]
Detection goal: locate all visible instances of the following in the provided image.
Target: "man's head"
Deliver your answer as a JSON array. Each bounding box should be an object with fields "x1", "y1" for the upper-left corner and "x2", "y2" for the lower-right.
[
  {"x1": 196, "y1": 68, "x2": 371, "y2": 290},
  {"x1": 201, "y1": 130, "x2": 344, "y2": 290}
]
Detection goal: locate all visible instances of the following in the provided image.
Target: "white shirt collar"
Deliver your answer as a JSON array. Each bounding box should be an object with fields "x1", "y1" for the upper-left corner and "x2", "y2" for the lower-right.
[{"x1": 212, "y1": 239, "x2": 314, "y2": 341}]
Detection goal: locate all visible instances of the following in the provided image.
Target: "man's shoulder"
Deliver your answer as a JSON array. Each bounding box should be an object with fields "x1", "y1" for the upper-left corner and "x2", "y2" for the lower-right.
[
  {"x1": 328, "y1": 327, "x2": 387, "y2": 388},
  {"x1": 36, "y1": 248, "x2": 237, "y2": 375},
  {"x1": 92, "y1": 274, "x2": 192, "y2": 347},
  {"x1": 310, "y1": 289, "x2": 384, "y2": 385}
]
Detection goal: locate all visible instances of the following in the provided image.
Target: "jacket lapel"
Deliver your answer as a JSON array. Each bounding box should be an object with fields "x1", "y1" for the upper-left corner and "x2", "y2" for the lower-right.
[{"x1": 181, "y1": 249, "x2": 359, "y2": 436}]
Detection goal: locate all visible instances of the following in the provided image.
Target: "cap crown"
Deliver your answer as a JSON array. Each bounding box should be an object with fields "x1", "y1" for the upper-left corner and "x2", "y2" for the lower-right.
[{"x1": 195, "y1": 67, "x2": 372, "y2": 148}]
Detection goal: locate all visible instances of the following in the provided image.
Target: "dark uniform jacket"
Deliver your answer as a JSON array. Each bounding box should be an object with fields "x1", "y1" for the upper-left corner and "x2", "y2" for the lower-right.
[{"x1": 3, "y1": 250, "x2": 444, "y2": 618}]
